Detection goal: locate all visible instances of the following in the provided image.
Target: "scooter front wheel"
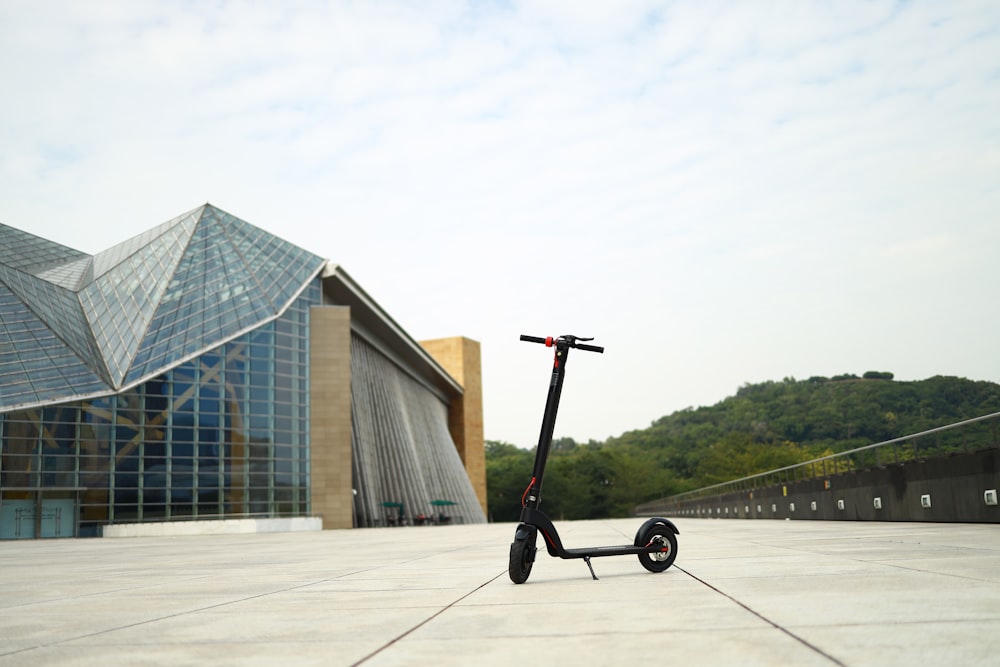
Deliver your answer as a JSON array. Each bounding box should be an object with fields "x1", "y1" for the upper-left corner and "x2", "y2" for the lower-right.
[
  {"x1": 636, "y1": 522, "x2": 678, "y2": 573},
  {"x1": 509, "y1": 528, "x2": 537, "y2": 584}
]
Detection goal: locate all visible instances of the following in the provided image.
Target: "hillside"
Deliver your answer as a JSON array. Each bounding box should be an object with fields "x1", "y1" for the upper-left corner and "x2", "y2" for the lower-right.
[{"x1": 485, "y1": 374, "x2": 1000, "y2": 521}]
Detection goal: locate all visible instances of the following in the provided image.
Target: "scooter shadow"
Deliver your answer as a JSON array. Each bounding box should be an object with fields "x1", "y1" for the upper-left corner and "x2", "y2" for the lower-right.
[{"x1": 521, "y1": 566, "x2": 682, "y2": 584}]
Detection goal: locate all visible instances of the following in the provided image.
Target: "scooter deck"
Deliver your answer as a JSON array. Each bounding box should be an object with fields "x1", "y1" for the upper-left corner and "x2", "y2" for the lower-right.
[
  {"x1": 519, "y1": 509, "x2": 668, "y2": 560},
  {"x1": 561, "y1": 544, "x2": 649, "y2": 559}
]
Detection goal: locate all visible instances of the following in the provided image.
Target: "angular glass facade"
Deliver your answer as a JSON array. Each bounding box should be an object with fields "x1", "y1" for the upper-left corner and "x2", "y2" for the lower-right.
[
  {"x1": 1, "y1": 204, "x2": 487, "y2": 538},
  {"x1": 0, "y1": 205, "x2": 325, "y2": 409},
  {"x1": 0, "y1": 281, "x2": 320, "y2": 537},
  {"x1": 0, "y1": 206, "x2": 327, "y2": 538}
]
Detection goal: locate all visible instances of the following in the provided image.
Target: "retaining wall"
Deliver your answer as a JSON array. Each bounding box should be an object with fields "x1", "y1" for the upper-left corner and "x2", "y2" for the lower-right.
[{"x1": 648, "y1": 448, "x2": 1000, "y2": 522}]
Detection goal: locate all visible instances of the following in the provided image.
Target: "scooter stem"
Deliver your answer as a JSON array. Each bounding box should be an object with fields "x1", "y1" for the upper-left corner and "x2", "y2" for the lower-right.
[{"x1": 519, "y1": 335, "x2": 604, "y2": 510}]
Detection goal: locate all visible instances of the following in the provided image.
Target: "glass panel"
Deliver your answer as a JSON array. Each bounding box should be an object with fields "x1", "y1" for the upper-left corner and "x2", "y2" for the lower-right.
[
  {"x1": 0, "y1": 411, "x2": 40, "y2": 488},
  {"x1": 1, "y1": 265, "x2": 317, "y2": 532},
  {"x1": 41, "y1": 406, "x2": 78, "y2": 487}
]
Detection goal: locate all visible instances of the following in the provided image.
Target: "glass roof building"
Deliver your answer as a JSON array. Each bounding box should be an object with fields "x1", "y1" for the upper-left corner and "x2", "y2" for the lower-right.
[{"x1": 0, "y1": 205, "x2": 486, "y2": 538}]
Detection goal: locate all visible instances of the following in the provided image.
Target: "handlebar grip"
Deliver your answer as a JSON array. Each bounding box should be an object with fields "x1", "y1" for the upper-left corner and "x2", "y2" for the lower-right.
[
  {"x1": 575, "y1": 342, "x2": 604, "y2": 353},
  {"x1": 520, "y1": 335, "x2": 548, "y2": 344}
]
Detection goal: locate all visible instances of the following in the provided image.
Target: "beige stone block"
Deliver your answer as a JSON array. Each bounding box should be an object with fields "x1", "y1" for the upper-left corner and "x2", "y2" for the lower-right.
[
  {"x1": 419, "y1": 336, "x2": 487, "y2": 517},
  {"x1": 309, "y1": 306, "x2": 353, "y2": 529}
]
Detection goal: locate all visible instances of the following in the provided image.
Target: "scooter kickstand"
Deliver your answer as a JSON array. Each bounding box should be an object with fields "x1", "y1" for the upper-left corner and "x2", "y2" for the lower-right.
[{"x1": 583, "y1": 556, "x2": 599, "y2": 581}]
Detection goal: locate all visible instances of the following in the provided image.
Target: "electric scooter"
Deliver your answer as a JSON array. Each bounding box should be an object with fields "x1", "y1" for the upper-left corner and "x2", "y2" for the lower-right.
[{"x1": 509, "y1": 334, "x2": 679, "y2": 584}]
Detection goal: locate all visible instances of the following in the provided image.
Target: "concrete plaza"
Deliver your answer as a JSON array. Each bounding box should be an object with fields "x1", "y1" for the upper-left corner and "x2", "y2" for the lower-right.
[{"x1": 2, "y1": 518, "x2": 999, "y2": 666}]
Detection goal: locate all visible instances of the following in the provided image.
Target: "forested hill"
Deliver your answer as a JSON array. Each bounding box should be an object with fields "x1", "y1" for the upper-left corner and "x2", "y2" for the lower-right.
[
  {"x1": 607, "y1": 373, "x2": 1000, "y2": 476},
  {"x1": 485, "y1": 373, "x2": 1000, "y2": 522}
]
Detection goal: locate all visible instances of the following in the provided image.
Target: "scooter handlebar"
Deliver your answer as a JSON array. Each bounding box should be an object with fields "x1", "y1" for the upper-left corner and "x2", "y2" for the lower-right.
[{"x1": 519, "y1": 334, "x2": 604, "y2": 353}]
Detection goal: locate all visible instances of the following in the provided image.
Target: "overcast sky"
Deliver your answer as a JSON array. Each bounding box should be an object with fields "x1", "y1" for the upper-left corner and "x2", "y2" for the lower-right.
[{"x1": 2, "y1": 1, "x2": 998, "y2": 448}]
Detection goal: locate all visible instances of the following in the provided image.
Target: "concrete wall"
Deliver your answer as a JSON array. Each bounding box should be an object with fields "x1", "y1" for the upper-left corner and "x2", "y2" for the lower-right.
[
  {"x1": 648, "y1": 448, "x2": 1000, "y2": 523},
  {"x1": 420, "y1": 336, "x2": 488, "y2": 517},
  {"x1": 102, "y1": 517, "x2": 322, "y2": 537}
]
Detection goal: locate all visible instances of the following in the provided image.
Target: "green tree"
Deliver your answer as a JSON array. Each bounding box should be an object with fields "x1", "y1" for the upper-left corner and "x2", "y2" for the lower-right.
[
  {"x1": 484, "y1": 441, "x2": 533, "y2": 522},
  {"x1": 694, "y1": 433, "x2": 814, "y2": 485}
]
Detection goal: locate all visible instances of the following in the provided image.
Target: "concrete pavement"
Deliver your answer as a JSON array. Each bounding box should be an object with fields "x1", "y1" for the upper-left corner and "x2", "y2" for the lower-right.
[{"x1": 2, "y1": 518, "x2": 999, "y2": 666}]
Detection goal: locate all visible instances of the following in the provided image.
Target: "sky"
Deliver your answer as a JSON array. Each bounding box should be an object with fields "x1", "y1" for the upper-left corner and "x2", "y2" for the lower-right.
[{"x1": 2, "y1": 1, "x2": 999, "y2": 448}]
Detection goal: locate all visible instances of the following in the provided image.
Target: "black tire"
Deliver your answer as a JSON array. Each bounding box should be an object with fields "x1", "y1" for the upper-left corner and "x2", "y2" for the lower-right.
[
  {"x1": 636, "y1": 523, "x2": 678, "y2": 573},
  {"x1": 509, "y1": 534, "x2": 536, "y2": 584}
]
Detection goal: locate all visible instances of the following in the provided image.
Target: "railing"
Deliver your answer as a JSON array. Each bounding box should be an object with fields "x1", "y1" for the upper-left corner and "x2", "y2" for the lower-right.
[
  {"x1": 636, "y1": 411, "x2": 1000, "y2": 513},
  {"x1": 94, "y1": 511, "x2": 305, "y2": 525}
]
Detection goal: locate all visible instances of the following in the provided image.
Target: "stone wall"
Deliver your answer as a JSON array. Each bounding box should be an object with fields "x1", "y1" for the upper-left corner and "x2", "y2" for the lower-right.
[{"x1": 642, "y1": 448, "x2": 1000, "y2": 523}]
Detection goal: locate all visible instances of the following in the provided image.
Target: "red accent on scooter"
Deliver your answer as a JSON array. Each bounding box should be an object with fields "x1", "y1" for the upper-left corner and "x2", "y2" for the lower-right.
[
  {"x1": 521, "y1": 476, "x2": 537, "y2": 507},
  {"x1": 545, "y1": 336, "x2": 554, "y2": 347}
]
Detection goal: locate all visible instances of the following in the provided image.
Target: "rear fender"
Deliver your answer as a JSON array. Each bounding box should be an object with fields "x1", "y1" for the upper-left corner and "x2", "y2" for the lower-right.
[{"x1": 634, "y1": 517, "x2": 679, "y2": 547}]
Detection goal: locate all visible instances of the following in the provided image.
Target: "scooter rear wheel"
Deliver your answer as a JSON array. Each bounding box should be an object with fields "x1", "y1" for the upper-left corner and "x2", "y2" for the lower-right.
[
  {"x1": 636, "y1": 523, "x2": 677, "y2": 573},
  {"x1": 509, "y1": 534, "x2": 536, "y2": 584}
]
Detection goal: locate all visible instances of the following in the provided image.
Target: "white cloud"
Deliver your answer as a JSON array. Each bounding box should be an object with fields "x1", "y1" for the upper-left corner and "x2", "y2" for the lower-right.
[{"x1": 1, "y1": 0, "x2": 999, "y2": 445}]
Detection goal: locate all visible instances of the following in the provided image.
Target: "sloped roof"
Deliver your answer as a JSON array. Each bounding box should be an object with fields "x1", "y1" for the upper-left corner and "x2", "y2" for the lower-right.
[{"x1": 0, "y1": 204, "x2": 326, "y2": 412}]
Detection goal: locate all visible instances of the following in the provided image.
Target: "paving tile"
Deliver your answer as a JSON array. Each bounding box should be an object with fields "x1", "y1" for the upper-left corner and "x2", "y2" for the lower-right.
[{"x1": 1, "y1": 518, "x2": 999, "y2": 666}]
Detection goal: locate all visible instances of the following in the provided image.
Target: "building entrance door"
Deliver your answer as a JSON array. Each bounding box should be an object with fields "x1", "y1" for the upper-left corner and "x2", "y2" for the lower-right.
[
  {"x1": 0, "y1": 499, "x2": 35, "y2": 538},
  {"x1": 39, "y1": 499, "x2": 76, "y2": 537},
  {"x1": 0, "y1": 496, "x2": 78, "y2": 539}
]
